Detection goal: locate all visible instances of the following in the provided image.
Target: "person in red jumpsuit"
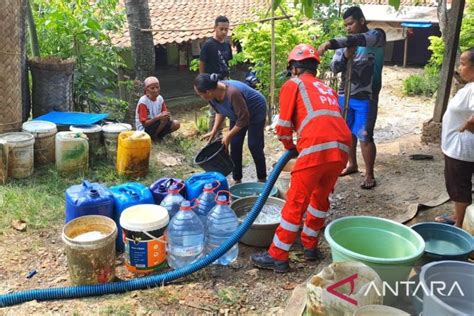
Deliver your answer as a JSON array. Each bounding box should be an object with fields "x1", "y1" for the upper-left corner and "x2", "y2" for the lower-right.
[{"x1": 251, "y1": 44, "x2": 352, "y2": 273}]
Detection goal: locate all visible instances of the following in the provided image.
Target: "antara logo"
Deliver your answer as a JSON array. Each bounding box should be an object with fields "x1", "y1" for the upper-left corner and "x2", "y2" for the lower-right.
[{"x1": 326, "y1": 273, "x2": 465, "y2": 306}]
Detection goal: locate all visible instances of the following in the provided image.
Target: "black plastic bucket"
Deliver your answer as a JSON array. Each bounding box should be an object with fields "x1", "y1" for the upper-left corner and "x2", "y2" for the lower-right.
[{"x1": 194, "y1": 141, "x2": 234, "y2": 176}]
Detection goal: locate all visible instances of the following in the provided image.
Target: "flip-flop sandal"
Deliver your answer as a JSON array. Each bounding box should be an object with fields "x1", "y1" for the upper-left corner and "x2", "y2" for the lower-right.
[
  {"x1": 340, "y1": 168, "x2": 359, "y2": 177},
  {"x1": 434, "y1": 214, "x2": 455, "y2": 225},
  {"x1": 409, "y1": 154, "x2": 434, "y2": 160},
  {"x1": 360, "y1": 179, "x2": 376, "y2": 190}
]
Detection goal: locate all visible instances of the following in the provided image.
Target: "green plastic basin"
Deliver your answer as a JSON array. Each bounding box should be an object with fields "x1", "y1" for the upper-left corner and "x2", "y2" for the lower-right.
[
  {"x1": 230, "y1": 182, "x2": 278, "y2": 200},
  {"x1": 325, "y1": 216, "x2": 425, "y2": 304}
]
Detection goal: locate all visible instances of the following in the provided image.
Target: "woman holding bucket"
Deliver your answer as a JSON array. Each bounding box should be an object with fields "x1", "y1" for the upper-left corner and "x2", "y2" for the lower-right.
[{"x1": 194, "y1": 73, "x2": 267, "y2": 184}]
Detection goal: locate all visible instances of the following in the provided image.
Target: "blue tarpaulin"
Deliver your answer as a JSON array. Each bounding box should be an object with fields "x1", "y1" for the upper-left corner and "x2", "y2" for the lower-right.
[
  {"x1": 401, "y1": 22, "x2": 432, "y2": 28},
  {"x1": 34, "y1": 111, "x2": 109, "y2": 126}
]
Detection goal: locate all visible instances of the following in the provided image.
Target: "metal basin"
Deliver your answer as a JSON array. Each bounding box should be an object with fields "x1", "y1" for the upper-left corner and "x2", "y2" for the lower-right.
[{"x1": 231, "y1": 196, "x2": 285, "y2": 247}]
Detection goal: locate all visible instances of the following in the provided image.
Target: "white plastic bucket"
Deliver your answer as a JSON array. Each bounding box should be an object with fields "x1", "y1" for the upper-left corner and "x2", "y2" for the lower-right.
[
  {"x1": 102, "y1": 123, "x2": 132, "y2": 164},
  {"x1": 275, "y1": 159, "x2": 295, "y2": 200},
  {"x1": 22, "y1": 120, "x2": 57, "y2": 166},
  {"x1": 120, "y1": 204, "x2": 169, "y2": 274},
  {"x1": 70, "y1": 124, "x2": 102, "y2": 160},
  {"x1": 0, "y1": 132, "x2": 35, "y2": 179}
]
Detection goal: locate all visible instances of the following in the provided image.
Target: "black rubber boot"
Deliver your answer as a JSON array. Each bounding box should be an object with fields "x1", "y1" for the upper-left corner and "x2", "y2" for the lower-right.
[
  {"x1": 250, "y1": 251, "x2": 289, "y2": 273},
  {"x1": 303, "y1": 248, "x2": 324, "y2": 261}
]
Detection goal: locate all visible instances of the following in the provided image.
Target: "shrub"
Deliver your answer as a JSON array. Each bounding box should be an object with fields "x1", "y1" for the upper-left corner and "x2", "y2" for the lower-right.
[{"x1": 403, "y1": 68, "x2": 439, "y2": 97}]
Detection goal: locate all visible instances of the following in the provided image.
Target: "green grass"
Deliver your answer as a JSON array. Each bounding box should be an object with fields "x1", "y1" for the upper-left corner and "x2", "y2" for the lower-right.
[{"x1": 0, "y1": 134, "x2": 204, "y2": 233}]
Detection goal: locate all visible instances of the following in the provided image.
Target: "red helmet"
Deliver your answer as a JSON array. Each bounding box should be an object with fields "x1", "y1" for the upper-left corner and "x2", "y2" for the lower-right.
[{"x1": 288, "y1": 44, "x2": 320, "y2": 64}]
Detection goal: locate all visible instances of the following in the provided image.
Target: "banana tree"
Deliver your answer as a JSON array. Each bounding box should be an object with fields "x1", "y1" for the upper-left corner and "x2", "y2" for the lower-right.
[{"x1": 272, "y1": 0, "x2": 401, "y2": 17}]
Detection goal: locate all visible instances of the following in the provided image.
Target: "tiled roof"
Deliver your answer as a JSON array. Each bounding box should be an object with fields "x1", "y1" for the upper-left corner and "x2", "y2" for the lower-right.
[
  {"x1": 353, "y1": 0, "x2": 437, "y2": 7},
  {"x1": 111, "y1": 0, "x2": 269, "y2": 47}
]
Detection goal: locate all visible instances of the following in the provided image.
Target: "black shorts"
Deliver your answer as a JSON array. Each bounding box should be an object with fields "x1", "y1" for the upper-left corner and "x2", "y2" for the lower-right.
[
  {"x1": 444, "y1": 155, "x2": 474, "y2": 204},
  {"x1": 144, "y1": 120, "x2": 173, "y2": 139}
]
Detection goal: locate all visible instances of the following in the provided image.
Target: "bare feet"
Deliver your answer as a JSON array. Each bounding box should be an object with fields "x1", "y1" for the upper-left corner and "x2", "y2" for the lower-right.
[
  {"x1": 360, "y1": 177, "x2": 376, "y2": 190},
  {"x1": 340, "y1": 165, "x2": 359, "y2": 177}
]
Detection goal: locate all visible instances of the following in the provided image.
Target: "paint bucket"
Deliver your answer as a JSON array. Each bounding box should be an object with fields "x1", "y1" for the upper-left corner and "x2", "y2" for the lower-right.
[
  {"x1": 120, "y1": 204, "x2": 169, "y2": 273},
  {"x1": 62, "y1": 215, "x2": 117, "y2": 285},
  {"x1": 55, "y1": 131, "x2": 89, "y2": 174},
  {"x1": 116, "y1": 131, "x2": 151, "y2": 178},
  {"x1": 0, "y1": 140, "x2": 8, "y2": 184},
  {"x1": 0, "y1": 132, "x2": 35, "y2": 179},
  {"x1": 22, "y1": 120, "x2": 57, "y2": 166},
  {"x1": 70, "y1": 125, "x2": 102, "y2": 161},
  {"x1": 102, "y1": 123, "x2": 132, "y2": 164}
]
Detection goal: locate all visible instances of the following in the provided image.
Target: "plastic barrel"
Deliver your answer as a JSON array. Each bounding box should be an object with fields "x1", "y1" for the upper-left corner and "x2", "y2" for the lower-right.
[
  {"x1": 0, "y1": 132, "x2": 35, "y2": 179},
  {"x1": 22, "y1": 120, "x2": 57, "y2": 166},
  {"x1": 194, "y1": 140, "x2": 234, "y2": 176},
  {"x1": 102, "y1": 123, "x2": 132, "y2": 165},
  {"x1": 70, "y1": 125, "x2": 102, "y2": 161}
]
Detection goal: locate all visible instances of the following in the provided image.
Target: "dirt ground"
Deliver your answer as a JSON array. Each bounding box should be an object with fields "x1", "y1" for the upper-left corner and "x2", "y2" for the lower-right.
[{"x1": 0, "y1": 66, "x2": 459, "y2": 315}]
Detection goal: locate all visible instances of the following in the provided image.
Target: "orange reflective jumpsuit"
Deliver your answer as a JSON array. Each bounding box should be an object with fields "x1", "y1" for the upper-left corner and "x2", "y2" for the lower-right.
[{"x1": 269, "y1": 73, "x2": 352, "y2": 260}]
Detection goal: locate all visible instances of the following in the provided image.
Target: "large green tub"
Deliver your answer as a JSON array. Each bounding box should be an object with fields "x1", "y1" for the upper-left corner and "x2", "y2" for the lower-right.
[{"x1": 325, "y1": 216, "x2": 425, "y2": 304}]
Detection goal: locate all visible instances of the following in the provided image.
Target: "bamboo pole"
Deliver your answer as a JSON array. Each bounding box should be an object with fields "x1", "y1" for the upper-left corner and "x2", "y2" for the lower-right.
[{"x1": 270, "y1": 0, "x2": 276, "y2": 123}]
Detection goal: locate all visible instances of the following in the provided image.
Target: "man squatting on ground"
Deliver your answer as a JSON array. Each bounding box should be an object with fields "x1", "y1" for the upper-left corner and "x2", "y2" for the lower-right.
[{"x1": 135, "y1": 76, "x2": 180, "y2": 140}]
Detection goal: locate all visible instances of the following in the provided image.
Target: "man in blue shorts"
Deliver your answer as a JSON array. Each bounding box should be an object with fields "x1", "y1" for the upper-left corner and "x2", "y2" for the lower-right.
[{"x1": 318, "y1": 6, "x2": 385, "y2": 189}]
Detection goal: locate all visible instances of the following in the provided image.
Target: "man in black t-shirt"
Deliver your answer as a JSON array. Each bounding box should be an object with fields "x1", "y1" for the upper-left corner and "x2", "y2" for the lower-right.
[{"x1": 200, "y1": 16, "x2": 233, "y2": 133}]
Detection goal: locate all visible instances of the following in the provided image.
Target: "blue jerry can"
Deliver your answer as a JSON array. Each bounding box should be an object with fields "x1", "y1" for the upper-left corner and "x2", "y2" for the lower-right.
[
  {"x1": 109, "y1": 182, "x2": 154, "y2": 252},
  {"x1": 184, "y1": 171, "x2": 229, "y2": 201},
  {"x1": 65, "y1": 180, "x2": 114, "y2": 223}
]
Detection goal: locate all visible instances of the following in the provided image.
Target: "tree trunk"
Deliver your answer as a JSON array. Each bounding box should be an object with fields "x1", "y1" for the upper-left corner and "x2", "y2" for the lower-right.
[
  {"x1": 432, "y1": 0, "x2": 465, "y2": 122},
  {"x1": 124, "y1": 0, "x2": 155, "y2": 81},
  {"x1": 124, "y1": 0, "x2": 155, "y2": 126}
]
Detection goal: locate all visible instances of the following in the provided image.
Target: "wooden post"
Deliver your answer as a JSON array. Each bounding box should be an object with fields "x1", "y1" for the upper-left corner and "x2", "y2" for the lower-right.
[
  {"x1": 269, "y1": 0, "x2": 276, "y2": 123},
  {"x1": 432, "y1": 0, "x2": 465, "y2": 122},
  {"x1": 403, "y1": 35, "x2": 408, "y2": 68}
]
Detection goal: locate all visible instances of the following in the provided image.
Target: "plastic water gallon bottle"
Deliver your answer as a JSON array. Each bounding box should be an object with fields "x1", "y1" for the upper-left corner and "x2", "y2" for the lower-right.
[
  {"x1": 166, "y1": 201, "x2": 205, "y2": 269},
  {"x1": 206, "y1": 192, "x2": 239, "y2": 265},
  {"x1": 194, "y1": 182, "x2": 219, "y2": 226},
  {"x1": 160, "y1": 183, "x2": 185, "y2": 219}
]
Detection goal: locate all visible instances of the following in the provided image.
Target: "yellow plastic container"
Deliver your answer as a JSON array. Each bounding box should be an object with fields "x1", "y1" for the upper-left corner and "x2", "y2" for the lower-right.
[
  {"x1": 116, "y1": 131, "x2": 151, "y2": 178},
  {"x1": 55, "y1": 131, "x2": 89, "y2": 174}
]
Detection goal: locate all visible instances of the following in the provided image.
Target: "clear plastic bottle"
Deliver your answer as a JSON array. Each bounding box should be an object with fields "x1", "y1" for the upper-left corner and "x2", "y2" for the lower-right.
[
  {"x1": 206, "y1": 193, "x2": 239, "y2": 265},
  {"x1": 194, "y1": 182, "x2": 218, "y2": 227},
  {"x1": 159, "y1": 184, "x2": 185, "y2": 219},
  {"x1": 166, "y1": 201, "x2": 205, "y2": 269}
]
